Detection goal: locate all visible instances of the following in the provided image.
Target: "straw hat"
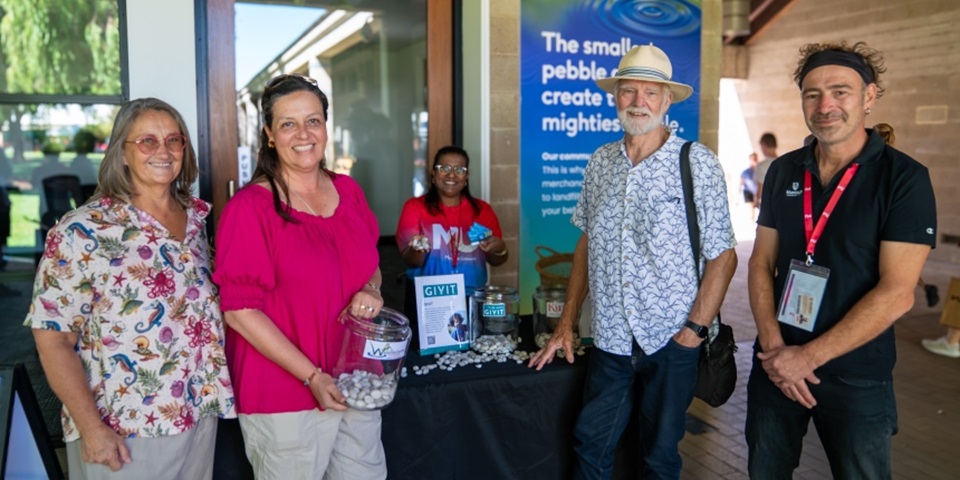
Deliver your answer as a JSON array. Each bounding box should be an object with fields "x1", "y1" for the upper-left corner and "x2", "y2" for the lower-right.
[{"x1": 595, "y1": 43, "x2": 693, "y2": 103}]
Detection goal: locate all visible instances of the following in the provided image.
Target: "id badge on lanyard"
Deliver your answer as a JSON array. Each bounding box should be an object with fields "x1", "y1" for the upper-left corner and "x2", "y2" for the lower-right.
[
  {"x1": 776, "y1": 164, "x2": 858, "y2": 331},
  {"x1": 777, "y1": 260, "x2": 829, "y2": 332}
]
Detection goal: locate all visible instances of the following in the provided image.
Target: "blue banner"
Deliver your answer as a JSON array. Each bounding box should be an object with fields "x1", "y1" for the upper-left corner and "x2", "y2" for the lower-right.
[{"x1": 519, "y1": 0, "x2": 702, "y2": 313}]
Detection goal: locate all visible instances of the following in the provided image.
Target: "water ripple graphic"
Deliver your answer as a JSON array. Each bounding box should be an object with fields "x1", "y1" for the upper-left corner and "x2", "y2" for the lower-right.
[{"x1": 578, "y1": 0, "x2": 701, "y2": 38}]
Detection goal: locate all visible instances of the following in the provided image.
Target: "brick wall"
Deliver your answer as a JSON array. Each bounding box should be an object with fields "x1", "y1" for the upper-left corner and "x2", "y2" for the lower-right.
[
  {"x1": 488, "y1": 0, "x2": 520, "y2": 288},
  {"x1": 739, "y1": 0, "x2": 960, "y2": 263}
]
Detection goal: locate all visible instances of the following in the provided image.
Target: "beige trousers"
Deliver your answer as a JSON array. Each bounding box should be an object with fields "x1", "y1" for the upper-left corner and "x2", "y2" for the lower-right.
[
  {"x1": 65, "y1": 416, "x2": 217, "y2": 480},
  {"x1": 238, "y1": 408, "x2": 386, "y2": 480}
]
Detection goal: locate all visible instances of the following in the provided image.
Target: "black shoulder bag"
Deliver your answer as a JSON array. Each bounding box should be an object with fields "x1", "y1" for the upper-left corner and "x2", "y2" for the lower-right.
[{"x1": 680, "y1": 141, "x2": 738, "y2": 408}]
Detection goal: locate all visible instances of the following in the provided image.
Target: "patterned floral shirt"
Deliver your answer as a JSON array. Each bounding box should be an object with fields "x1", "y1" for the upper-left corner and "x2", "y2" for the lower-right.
[
  {"x1": 572, "y1": 131, "x2": 736, "y2": 355},
  {"x1": 24, "y1": 196, "x2": 236, "y2": 441}
]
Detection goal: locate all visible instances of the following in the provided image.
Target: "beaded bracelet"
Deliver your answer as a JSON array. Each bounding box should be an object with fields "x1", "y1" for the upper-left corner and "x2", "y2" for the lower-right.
[
  {"x1": 303, "y1": 368, "x2": 321, "y2": 387},
  {"x1": 366, "y1": 281, "x2": 380, "y2": 292}
]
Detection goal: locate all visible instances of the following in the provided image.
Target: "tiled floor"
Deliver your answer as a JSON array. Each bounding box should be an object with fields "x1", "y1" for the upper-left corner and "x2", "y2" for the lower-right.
[
  {"x1": 679, "y1": 240, "x2": 960, "y2": 479},
  {"x1": 3, "y1": 237, "x2": 959, "y2": 479}
]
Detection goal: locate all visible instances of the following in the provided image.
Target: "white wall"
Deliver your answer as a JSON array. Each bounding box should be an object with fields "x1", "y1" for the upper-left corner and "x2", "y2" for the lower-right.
[{"x1": 125, "y1": 0, "x2": 199, "y2": 140}]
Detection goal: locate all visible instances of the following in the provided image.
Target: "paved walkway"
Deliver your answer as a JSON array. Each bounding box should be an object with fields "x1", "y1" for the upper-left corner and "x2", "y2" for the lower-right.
[{"x1": 680, "y1": 240, "x2": 960, "y2": 479}]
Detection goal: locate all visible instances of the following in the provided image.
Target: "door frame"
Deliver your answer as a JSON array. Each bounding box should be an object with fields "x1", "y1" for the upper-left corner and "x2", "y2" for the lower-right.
[{"x1": 197, "y1": 0, "x2": 455, "y2": 229}]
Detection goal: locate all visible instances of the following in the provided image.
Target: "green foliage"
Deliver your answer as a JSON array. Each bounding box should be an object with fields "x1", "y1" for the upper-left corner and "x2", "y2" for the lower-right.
[
  {"x1": 135, "y1": 368, "x2": 164, "y2": 396},
  {"x1": 0, "y1": 0, "x2": 121, "y2": 95}
]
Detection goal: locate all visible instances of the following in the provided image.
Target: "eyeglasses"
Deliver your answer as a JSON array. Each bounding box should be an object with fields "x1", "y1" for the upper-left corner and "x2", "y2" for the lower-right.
[
  {"x1": 265, "y1": 73, "x2": 319, "y2": 90},
  {"x1": 434, "y1": 164, "x2": 468, "y2": 176},
  {"x1": 124, "y1": 134, "x2": 187, "y2": 155}
]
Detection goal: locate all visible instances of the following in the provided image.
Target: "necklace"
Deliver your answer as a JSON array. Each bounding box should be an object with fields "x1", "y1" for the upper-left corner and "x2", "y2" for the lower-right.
[{"x1": 291, "y1": 190, "x2": 317, "y2": 216}]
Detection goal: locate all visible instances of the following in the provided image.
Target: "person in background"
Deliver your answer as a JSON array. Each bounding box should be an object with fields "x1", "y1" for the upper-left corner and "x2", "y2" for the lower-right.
[
  {"x1": 922, "y1": 325, "x2": 960, "y2": 358},
  {"x1": 70, "y1": 129, "x2": 99, "y2": 186},
  {"x1": 25, "y1": 97, "x2": 235, "y2": 479},
  {"x1": 529, "y1": 44, "x2": 737, "y2": 479},
  {"x1": 753, "y1": 132, "x2": 778, "y2": 207},
  {"x1": 747, "y1": 41, "x2": 936, "y2": 478},
  {"x1": 740, "y1": 152, "x2": 759, "y2": 219},
  {"x1": 872, "y1": 122, "x2": 940, "y2": 309},
  {"x1": 214, "y1": 73, "x2": 385, "y2": 479},
  {"x1": 395, "y1": 145, "x2": 508, "y2": 325}
]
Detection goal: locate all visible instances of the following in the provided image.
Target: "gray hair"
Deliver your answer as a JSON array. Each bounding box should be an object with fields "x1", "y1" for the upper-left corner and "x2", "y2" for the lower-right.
[{"x1": 92, "y1": 98, "x2": 197, "y2": 208}]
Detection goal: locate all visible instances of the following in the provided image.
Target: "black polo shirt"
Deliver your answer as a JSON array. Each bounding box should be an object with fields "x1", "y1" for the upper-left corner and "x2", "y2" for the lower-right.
[{"x1": 757, "y1": 129, "x2": 937, "y2": 379}]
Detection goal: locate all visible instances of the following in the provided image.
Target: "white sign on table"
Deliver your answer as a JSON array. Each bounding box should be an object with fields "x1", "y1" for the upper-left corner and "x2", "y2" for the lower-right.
[{"x1": 414, "y1": 274, "x2": 469, "y2": 355}]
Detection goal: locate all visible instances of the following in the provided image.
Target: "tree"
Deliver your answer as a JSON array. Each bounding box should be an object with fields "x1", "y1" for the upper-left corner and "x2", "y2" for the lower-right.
[
  {"x1": 0, "y1": 1, "x2": 120, "y2": 162},
  {"x1": 0, "y1": 0, "x2": 121, "y2": 95}
]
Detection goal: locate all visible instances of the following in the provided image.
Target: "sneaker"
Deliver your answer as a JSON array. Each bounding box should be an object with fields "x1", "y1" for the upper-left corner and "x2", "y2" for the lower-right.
[
  {"x1": 922, "y1": 337, "x2": 960, "y2": 358},
  {"x1": 924, "y1": 285, "x2": 940, "y2": 307}
]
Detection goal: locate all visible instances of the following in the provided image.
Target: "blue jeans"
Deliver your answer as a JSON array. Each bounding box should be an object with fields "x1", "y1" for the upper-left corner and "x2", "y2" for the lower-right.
[
  {"x1": 745, "y1": 360, "x2": 898, "y2": 480},
  {"x1": 573, "y1": 340, "x2": 700, "y2": 480}
]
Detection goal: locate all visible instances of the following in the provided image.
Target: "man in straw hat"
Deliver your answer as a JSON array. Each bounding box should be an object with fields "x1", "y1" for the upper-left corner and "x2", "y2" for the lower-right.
[
  {"x1": 530, "y1": 43, "x2": 737, "y2": 478},
  {"x1": 746, "y1": 41, "x2": 936, "y2": 478}
]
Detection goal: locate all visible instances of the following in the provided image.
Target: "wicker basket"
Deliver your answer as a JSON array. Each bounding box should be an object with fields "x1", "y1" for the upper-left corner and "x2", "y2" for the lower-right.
[{"x1": 535, "y1": 245, "x2": 573, "y2": 287}]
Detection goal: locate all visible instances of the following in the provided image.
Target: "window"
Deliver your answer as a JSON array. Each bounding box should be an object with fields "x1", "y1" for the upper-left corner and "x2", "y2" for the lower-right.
[
  {"x1": 0, "y1": 0, "x2": 127, "y2": 253},
  {"x1": 236, "y1": 2, "x2": 427, "y2": 234}
]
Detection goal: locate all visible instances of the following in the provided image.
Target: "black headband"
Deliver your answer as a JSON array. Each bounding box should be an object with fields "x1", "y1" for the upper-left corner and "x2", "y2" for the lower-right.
[{"x1": 797, "y1": 50, "x2": 875, "y2": 88}]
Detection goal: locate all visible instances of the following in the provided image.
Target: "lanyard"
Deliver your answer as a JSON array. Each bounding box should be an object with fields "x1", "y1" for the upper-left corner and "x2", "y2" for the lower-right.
[
  {"x1": 803, "y1": 164, "x2": 859, "y2": 265},
  {"x1": 451, "y1": 228, "x2": 460, "y2": 270},
  {"x1": 443, "y1": 201, "x2": 465, "y2": 271}
]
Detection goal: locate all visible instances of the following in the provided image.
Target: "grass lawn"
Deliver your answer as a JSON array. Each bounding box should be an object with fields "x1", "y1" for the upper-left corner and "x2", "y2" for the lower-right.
[
  {"x1": 4, "y1": 152, "x2": 103, "y2": 249},
  {"x1": 9, "y1": 192, "x2": 40, "y2": 248}
]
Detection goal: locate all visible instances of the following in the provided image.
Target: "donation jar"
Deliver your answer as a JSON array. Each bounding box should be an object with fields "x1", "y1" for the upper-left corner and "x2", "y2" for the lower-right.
[
  {"x1": 470, "y1": 286, "x2": 521, "y2": 343},
  {"x1": 533, "y1": 286, "x2": 566, "y2": 335},
  {"x1": 333, "y1": 307, "x2": 411, "y2": 410}
]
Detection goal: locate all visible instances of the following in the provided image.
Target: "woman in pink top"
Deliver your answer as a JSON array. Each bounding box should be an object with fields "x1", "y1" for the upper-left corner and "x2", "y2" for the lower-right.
[{"x1": 214, "y1": 74, "x2": 385, "y2": 479}]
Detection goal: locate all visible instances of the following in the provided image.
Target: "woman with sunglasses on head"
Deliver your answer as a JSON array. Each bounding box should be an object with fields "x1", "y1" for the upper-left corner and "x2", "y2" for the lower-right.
[
  {"x1": 25, "y1": 98, "x2": 235, "y2": 479},
  {"x1": 213, "y1": 74, "x2": 384, "y2": 479},
  {"x1": 396, "y1": 146, "x2": 508, "y2": 325}
]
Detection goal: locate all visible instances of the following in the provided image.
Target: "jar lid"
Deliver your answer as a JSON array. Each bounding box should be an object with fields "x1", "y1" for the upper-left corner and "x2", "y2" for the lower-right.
[{"x1": 473, "y1": 285, "x2": 519, "y2": 302}]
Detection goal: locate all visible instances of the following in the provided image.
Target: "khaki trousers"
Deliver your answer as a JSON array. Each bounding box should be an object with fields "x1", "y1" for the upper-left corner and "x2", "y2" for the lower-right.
[
  {"x1": 239, "y1": 408, "x2": 386, "y2": 480},
  {"x1": 66, "y1": 416, "x2": 216, "y2": 480}
]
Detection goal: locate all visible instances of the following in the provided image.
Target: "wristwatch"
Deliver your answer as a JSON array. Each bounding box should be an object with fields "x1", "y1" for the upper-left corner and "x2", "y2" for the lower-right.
[{"x1": 683, "y1": 320, "x2": 708, "y2": 339}]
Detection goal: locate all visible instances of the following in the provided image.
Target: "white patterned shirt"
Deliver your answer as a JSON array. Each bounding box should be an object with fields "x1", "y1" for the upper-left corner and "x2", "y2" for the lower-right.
[
  {"x1": 572, "y1": 130, "x2": 736, "y2": 355},
  {"x1": 25, "y1": 196, "x2": 236, "y2": 441}
]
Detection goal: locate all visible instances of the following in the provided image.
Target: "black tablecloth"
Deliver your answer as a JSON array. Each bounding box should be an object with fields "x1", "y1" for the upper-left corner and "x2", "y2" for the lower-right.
[
  {"x1": 213, "y1": 318, "x2": 641, "y2": 480},
  {"x1": 382, "y1": 341, "x2": 588, "y2": 480}
]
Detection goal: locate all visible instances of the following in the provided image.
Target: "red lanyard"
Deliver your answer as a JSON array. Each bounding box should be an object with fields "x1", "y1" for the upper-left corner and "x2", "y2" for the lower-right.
[
  {"x1": 803, "y1": 164, "x2": 859, "y2": 265},
  {"x1": 444, "y1": 202, "x2": 464, "y2": 270},
  {"x1": 451, "y1": 228, "x2": 460, "y2": 270}
]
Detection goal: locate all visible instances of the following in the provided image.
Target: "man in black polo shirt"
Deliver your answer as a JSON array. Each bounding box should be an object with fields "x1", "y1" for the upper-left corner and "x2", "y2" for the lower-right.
[{"x1": 745, "y1": 41, "x2": 937, "y2": 479}]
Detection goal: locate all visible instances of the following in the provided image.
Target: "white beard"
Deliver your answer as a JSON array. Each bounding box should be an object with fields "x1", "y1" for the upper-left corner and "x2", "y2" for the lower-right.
[{"x1": 618, "y1": 107, "x2": 663, "y2": 136}]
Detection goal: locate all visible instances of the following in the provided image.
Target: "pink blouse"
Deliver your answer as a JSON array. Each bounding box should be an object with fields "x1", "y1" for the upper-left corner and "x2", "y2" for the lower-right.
[{"x1": 213, "y1": 174, "x2": 379, "y2": 414}]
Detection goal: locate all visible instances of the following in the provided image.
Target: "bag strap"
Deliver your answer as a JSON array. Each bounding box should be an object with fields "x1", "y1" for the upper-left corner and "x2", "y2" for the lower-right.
[
  {"x1": 680, "y1": 142, "x2": 723, "y2": 327},
  {"x1": 679, "y1": 141, "x2": 700, "y2": 283}
]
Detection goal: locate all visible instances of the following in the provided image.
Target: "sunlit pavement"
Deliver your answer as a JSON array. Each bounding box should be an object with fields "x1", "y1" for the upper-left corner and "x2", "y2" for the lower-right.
[{"x1": 680, "y1": 206, "x2": 960, "y2": 479}]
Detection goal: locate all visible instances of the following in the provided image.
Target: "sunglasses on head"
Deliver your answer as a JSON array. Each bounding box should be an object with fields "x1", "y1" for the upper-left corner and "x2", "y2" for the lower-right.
[
  {"x1": 124, "y1": 134, "x2": 187, "y2": 155},
  {"x1": 265, "y1": 73, "x2": 319, "y2": 90}
]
